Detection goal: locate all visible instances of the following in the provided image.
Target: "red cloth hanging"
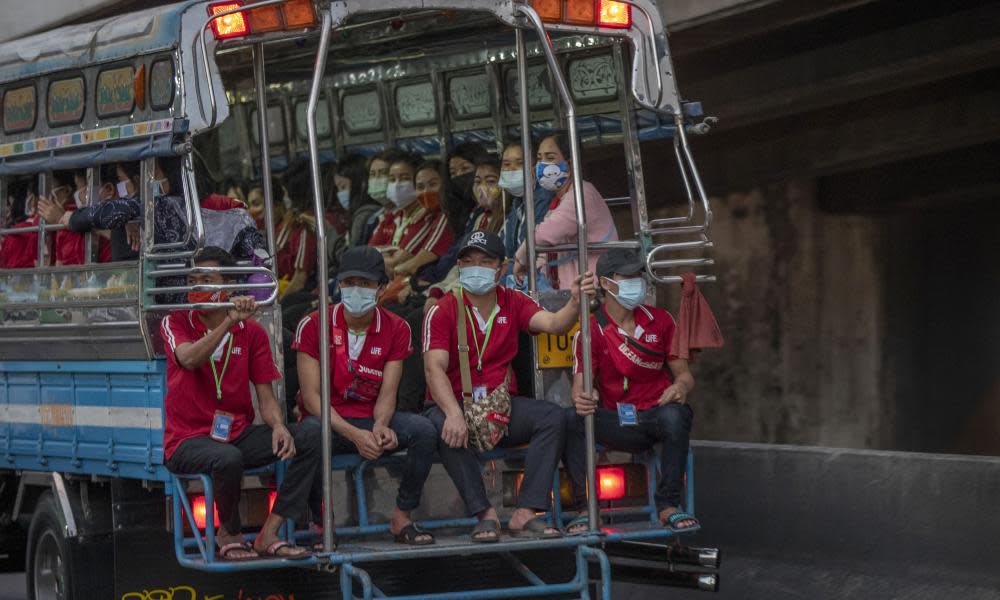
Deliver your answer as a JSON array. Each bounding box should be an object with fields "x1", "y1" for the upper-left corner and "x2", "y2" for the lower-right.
[{"x1": 670, "y1": 272, "x2": 724, "y2": 361}]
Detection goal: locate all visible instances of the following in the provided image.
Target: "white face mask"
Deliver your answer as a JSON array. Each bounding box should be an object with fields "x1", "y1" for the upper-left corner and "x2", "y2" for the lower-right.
[
  {"x1": 116, "y1": 181, "x2": 130, "y2": 199},
  {"x1": 24, "y1": 193, "x2": 36, "y2": 217},
  {"x1": 282, "y1": 194, "x2": 293, "y2": 210},
  {"x1": 386, "y1": 181, "x2": 417, "y2": 209},
  {"x1": 73, "y1": 190, "x2": 83, "y2": 208}
]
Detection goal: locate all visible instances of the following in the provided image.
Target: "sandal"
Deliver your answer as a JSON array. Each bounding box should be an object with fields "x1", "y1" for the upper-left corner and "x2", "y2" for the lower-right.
[
  {"x1": 259, "y1": 540, "x2": 312, "y2": 560},
  {"x1": 217, "y1": 542, "x2": 258, "y2": 562},
  {"x1": 394, "y1": 523, "x2": 435, "y2": 546},
  {"x1": 509, "y1": 517, "x2": 562, "y2": 539},
  {"x1": 565, "y1": 515, "x2": 599, "y2": 536},
  {"x1": 470, "y1": 519, "x2": 501, "y2": 544},
  {"x1": 662, "y1": 510, "x2": 700, "y2": 533}
]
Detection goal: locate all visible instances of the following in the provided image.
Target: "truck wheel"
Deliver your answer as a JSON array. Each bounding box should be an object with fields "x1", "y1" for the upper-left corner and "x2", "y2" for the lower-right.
[{"x1": 26, "y1": 491, "x2": 73, "y2": 600}]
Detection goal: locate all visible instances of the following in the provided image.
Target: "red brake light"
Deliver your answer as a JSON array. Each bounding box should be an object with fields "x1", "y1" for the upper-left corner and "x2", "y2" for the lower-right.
[
  {"x1": 282, "y1": 0, "x2": 318, "y2": 29},
  {"x1": 191, "y1": 495, "x2": 220, "y2": 530},
  {"x1": 596, "y1": 466, "x2": 627, "y2": 501},
  {"x1": 532, "y1": 0, "x2": 563, "y2": 22},
  {"x1": 209, "y1": 2, "x2": 249, "y2": 40},
  {"x1": 598, "y1": 0, "x2": 632, "y2": 29}
]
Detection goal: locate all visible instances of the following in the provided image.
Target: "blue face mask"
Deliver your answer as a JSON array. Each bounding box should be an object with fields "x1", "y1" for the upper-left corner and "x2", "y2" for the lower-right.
[
  {"x1": 498, "y1": 169, "x2": 525, "y2": 197},
  {"x1": 337, "y1": 189, "x2": 351, "y2": 210},
  {"x1": 535, "y1": 161, "x2": 569, "y2": 192},
  {"x1": 607, "y1": 277, "x2": 646, "y2": 310},
  {"x1": 459, "y1": 266, "x2": 498, "y2": 295},
  {"x1": 341, "y1": 286, "x2": 378, "y2": 316},
  {"x1": 151, "y1": 178, "x2": 166, "y2": 198}
]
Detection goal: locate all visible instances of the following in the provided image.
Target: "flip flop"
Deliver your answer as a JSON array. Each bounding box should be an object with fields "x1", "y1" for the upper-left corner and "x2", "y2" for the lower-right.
[
  {"x1": 564, "y1": 515, "x2": 600, "y2": 536},
  {"x1": 509, "y1": 517, "x2": 562, "y2": 539},
  {"x1": 217, "y1": 542, "x2": 258, "y2": 562},
  {"x1": 662, "y1": 511, "x2": 700, "y2": 533},
  {"x1": 470, "y1": 519, "x2": 501, "y2": 544},
  {"x1": 259, "y1": 540, "x2": 313, "y2": 560},
  {"x1": 394, "y1": 523, "x2": 435, "y2": 546}
]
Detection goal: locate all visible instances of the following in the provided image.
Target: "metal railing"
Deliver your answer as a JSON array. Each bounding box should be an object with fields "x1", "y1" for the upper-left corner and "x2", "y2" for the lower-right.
[{"x1": 143, "y1": 265, "x2": 280, "y2": 311}]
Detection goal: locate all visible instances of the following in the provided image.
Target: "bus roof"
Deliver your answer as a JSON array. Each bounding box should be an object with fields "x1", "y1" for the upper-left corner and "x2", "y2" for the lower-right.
[{"x1": 0, "y1": 1, "x2": 194, "y2": 85}]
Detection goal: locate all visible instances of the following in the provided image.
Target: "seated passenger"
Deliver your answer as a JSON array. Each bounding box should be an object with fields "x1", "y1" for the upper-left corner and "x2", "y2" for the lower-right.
[
  {"x1": 275, "y1": 160, "x2": 319, "y2": 299},
  {"x1": 563, "y1": 248, "x2": 698, "y2": 534},
  {"x1": 356, "y1": 149, "x2": 405, "y2": 247},
  {"x1": 513, "y1": 131, "x2": 618, "y2": 289},
  {"x1": 443, "y1": 142, "x2": 489, "y2": 239},
  {"x1": 422, "y1": 231, "x2": 595, "y2": 542},
  {"x1": 333, "y1": 154, "x2": 380, "y2": 248},
  {"x1": 37, "y1": 167, "x2": 117, "y2": 264},
  {"x1": 498, "y1": 138, "x2": 554, "y2": 274},
  {"x1": 161, "y1": 246, "x2": 318, "y2": 560},
  {"x1": 294, "y1": 246, "x2": 438, "y2": 546},
  {"x1": 0, "y1": 181, "x2": 40, "y2": 269},
  {"x1": 42, "y1": 170, "x2": 84, "y2": 266}
]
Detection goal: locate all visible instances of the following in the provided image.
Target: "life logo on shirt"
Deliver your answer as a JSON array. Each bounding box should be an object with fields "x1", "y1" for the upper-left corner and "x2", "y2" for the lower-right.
[
  {"x1": 497, "y1": 316, "x2": 508, "y2": 325},
  {"x1": 231, "y1": 347, "x2": 243, "y2": 356},
  {"x1": 370, "y1": 347, "x2": 382, "y2": 356},
  {"x1": 645, "y1": 334, "x2": 658, "y2": 343}
]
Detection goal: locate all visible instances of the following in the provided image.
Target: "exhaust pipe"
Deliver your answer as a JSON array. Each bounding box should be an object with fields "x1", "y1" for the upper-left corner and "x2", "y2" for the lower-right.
[
  {"x1": 603, "y1": 560, "x2": 719, "y2": 592},
  {"x1": 605, "y1": 541, "x2": 721, "y2": 569}
]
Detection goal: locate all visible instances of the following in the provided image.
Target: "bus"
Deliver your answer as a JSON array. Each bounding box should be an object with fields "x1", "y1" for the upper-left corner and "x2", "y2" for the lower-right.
[{"x1": 0, "y1": 1, "x2": 718, "y2": 598}]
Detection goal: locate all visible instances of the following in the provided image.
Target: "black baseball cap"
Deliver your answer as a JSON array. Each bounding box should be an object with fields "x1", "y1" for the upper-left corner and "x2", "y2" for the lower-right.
[
  {"x1": 596, "y1": 248, "x2": 645, "y2": 278},
  {"x1": 457, "y1": 230, "x2": 505, "y2": 260},
  {"x1": 338, "y1": 246, "x2": 388, "y2": 284}
]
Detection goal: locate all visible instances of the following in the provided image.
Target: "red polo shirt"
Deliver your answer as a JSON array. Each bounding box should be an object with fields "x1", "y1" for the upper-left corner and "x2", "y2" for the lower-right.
[
  {"x1": 574, "y1": 304, "x2": 678, "y2": 411},
  {"x1": 423, "y1": 286, "x2": 542, "y2": 399},
  {"x1": 1, "y1": 218, "x2": 40, "y2": 269},
  {"x1": 275, "y1": 220, "x2": 317, "y2": 280},
  {"x1": 161, "y1": 311, "x2": 281, "y2": 459},
  {"x1": 292, "y1": 304, "x2": 412, "y2": 418},
  {"x1": 368, "y1": 206, "x2": 453, "y2": 257}
]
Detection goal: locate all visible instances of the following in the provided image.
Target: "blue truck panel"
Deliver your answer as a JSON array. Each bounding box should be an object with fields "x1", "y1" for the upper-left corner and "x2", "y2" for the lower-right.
[{"x1": 0, "y1": 360, "x2": 170, "y2": 482}]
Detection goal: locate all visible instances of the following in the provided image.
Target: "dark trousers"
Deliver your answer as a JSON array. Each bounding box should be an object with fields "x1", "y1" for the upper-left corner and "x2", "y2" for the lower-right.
[
  {"x1": 564, "y1": 403, "x2": 693, "y2": 510},
  {"x1": 425, "y1": 396, "x2": 565, "y2": 514},
  {"x1": 310, "y1": 412, "x2": 437, "y2": 513},
  {"x1": 165, "y1": 420, "x2": 322, "y2": 535},
  {"x1": 393, "y1": 299, "x2": 431, "y2": 414}
]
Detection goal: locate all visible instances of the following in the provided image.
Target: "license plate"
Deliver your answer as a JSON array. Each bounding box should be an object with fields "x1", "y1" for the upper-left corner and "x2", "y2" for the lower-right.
[{"x1": 536, "y1": 323, "x2": 579, "y2": 369}]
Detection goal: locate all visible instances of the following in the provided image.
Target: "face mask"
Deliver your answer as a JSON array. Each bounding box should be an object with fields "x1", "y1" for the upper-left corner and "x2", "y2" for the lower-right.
[
  {"x1": 535, "y1": 161, "x2": 569, "y2": 192},
  {"x1": 73, "y1": 190, "x2": 83, "y2": 208},
  {"x1": 368, "y1": 176, "x2": 388, "y2": 201},
  {"x1": 341, "y1": 286, "x2": 378, "y2": 316},
  {"x1": 24, "y1": 194, "x2": 36, "y2": 217},
  {"x1": 386, "y1": 181, "x2": 417, "y2": 209},
  {"x1": 476, "y1": 184, "x2": 500, "y2": 209},
  {"x1": 187, "y1": 290, "x2": 230, "y2": 305},
  {"x1": 451, "y1": 173, "x2": 475, "y2": 202},
  {"x1": 606, "y1": 277, "x2": 646, "y2": 310},
  {"x1": 459, "y1": 266, "x2": 498, "y2": 295},
  {"x1": 499, "y1": 169, "x2": 525, "y2": 197},
  {"x1": 282, "y1": 194, "x2": 292, "y2": 210},
  {"x1": 337, "y1": 189, "x2": 351, "y2": 210},
  {"x1": 116, "y1": 181, "x2": 130, "y2": 199},
  {"x1": 418, "y1": 191, "x2": 440, "y2": 212}
]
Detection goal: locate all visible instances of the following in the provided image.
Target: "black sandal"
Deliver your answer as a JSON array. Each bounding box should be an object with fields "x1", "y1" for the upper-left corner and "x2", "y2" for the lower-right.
[
  {"x1": 470, "y1": 519, "x2": 501, "y2": 543},
  {"x1": 509, "y1": 517, "x2": 562, "y2": 539},
  {"x1": 394, "y1": 523, "x2": 435, "y2": 546}
]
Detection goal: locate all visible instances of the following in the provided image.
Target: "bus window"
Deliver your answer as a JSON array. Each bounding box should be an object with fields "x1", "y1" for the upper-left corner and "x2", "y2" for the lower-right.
[
  {"x1": 567, "y1": 54, "x2": 618, "y2": 103},
  {"x1": 505, "y1": 62, "x2": 552, "y2": 112},
  {"x1": 341, "y1": 88, "x2": 382, "y2": 135},
  {"x1": 2, "y1": 84, "x2": 37, "y2": 134},
  {"x1": 148, "y1": 57, "x2": 176, "y2": 111},
  {"x1": 448, "y1": 72, "x2": 492, "y2": 120},
  {"x1": 47, "y1": 76, "x2": 86, "y2": 127},
  {"x1": 294, "y1": 96, "x2": 330, "y2": 141},
  {"x1": 394, "y1": 80, "x2": 436, "y2": 128}
]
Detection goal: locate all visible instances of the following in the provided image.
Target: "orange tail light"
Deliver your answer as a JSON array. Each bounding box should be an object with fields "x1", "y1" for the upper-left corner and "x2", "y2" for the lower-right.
[{"x1": 598, "y1": 0, "x2": 632, "y2": 29}]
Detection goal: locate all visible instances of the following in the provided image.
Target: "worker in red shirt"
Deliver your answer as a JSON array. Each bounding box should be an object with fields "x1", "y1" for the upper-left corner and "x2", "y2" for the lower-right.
[
  {"x1": 563, "y1": 248, "x2": 699, "y2": 534},
  {"x1": 0, "y1": 183, "x2": 41, "y2": 269},
  {"x1": 161, "y1": 246, "x2": 319, "y2": 561},
  {"x1": 294, "y1": 246, "x2": 438, "y2": 546},
  {"x1": 422, "y1": 230, "x2": 595, "y2": 542}
]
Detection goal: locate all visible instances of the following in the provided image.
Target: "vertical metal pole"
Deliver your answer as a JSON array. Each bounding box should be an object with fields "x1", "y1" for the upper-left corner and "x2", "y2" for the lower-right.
[
  {"x1": 84, "y1": 168, "x2": 95, "y2": 263},
  {"x1": 37, "y1": 173, "x2": 47, "y2": 267},
  {"x1": 141, "y1": 158, "x2": 155, "y2": 254},
  {"x1": 307, "y1": 8, "x2": 335, "y2": 552},
  {"x1": 518, "y1": 6, "x2": 598, "y2": 532},
  {"x1": 254, "y1": 44, "x2": 278, "y2": 258},
  {"x1": 615, "y1": 42, "x2": 648, "y2": 238},
  {"x1": 516, "y1": 28, "x2": 545, "y2": 399}
]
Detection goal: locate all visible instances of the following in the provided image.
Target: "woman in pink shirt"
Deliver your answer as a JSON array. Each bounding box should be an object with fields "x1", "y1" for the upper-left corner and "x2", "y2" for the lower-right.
[{"x1": 513, "y1": 132, "x2": 618, "y2": 289}]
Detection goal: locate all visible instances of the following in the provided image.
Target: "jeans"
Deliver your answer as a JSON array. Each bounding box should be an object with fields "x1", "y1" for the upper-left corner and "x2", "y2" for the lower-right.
[
  {"x1": 564, "y1": 403, "x2": 693, "y2": 510},
  {"x1": 311, "y1": 412, "x2": 437, "y2": 513},
  {"x1": 425, "y1": 396, "x2": 565, "y2": 514},
  {"x1": 165, "y1": 420, "x2": 322, "y2": 534}
]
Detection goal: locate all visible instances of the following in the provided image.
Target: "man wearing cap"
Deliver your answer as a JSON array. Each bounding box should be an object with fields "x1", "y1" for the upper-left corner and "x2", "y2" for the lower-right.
[
  {"x1": 423, "y1": 230, "x2": 595, "y2": 542},
  {"x1": 563, "y1": 248, "x2": 699, "y2": 534},
  {"x1": 294, "y1": 246, "x2": 438, "y2": 546}
]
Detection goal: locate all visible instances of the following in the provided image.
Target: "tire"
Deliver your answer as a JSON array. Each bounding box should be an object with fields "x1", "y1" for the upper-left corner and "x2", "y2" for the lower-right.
[{"x1": 26, "y1": 491, "x2": 72, "y2": 600}]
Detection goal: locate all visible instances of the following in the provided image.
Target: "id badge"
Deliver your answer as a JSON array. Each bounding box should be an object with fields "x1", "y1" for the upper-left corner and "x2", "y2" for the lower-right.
[
  {"x1": 617, "y1": 403, "x2": 638, "y2": 427},
  {"x1": 210, "y1": 411, "x2": 235, "y2": 442},
  {"x1": 472, "y1": 385, "x2": 488, "y2": 404}
]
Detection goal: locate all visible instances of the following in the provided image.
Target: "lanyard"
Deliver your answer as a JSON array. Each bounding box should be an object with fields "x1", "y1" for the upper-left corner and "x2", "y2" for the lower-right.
[
  {"x1": 208, "y1": 333, "x2": 235, "y2": 402},
  {"x1": 391, "y1": 208, "x2": 419, "y2": 246},
  {"x1": 464, "y1": 304, "x2": 500, "y2": 373}
]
